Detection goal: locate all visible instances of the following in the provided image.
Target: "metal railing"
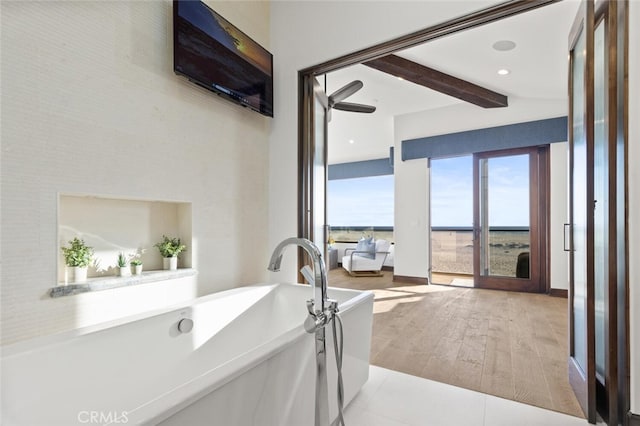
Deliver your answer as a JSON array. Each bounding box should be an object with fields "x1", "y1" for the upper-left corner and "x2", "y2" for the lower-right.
[{"x1": 329, "y1": 226, "x2": 393, "y2": 243}]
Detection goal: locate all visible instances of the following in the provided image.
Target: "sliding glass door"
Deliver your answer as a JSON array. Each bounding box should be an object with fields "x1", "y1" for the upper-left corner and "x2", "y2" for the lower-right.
[
  {"x1": 473, "y1": 147, "x2": 547, "y2": 293},
  {"x1": 567, "y1": 1, "x2": 628, "y2": 424},
  {"x1": 567, "y1": 1, "x2": 595, "y2": 421}
]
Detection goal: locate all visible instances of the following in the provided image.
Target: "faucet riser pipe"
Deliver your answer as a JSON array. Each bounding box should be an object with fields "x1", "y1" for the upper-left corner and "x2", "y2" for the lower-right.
[{"x1": 314, "y1": 327, "x2": 329, "y2": 426}]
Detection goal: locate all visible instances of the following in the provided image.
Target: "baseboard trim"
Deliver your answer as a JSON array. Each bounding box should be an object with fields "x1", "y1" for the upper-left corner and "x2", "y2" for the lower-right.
[
  {"x1": 549, "y1": 288, "x2": 568, "y2": 298},
  {"x1": 628, "y1": 411, "x2": 640, "y2": 426},
  {"x1": 392, "y1": 275, "x2": 428, "y2": 285}
]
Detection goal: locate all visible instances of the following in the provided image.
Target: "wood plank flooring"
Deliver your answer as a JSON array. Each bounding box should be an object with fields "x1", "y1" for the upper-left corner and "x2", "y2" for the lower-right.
[{"x1": 328, "y1": 268, "x2": 584, "y2": 418}]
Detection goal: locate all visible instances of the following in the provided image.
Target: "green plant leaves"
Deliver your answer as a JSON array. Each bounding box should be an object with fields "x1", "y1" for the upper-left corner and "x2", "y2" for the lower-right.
[
  {"x1": 154, "y1": 235, "x2": 186, "y2": 258},
  {"x1": 61, "y1": 238, "x2": 94, "y2": 267}
]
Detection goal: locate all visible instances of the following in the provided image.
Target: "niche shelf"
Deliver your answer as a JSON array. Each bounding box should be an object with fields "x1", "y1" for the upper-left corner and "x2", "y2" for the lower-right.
[
  {"x1": 50, "y1": 269, "x2": 197, "y2": 298},
  {"x1": 57, "y1": 194, "x2": 195, "y2": 294}
]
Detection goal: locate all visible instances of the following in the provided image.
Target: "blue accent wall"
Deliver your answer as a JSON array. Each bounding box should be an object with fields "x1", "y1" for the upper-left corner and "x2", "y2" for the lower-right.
[
  {"x1": 328, "y1": 158, "x2": 394, "y2": 180},
  {"x1": 401, "y1": 116, "x2": 567, "y2": 161}
]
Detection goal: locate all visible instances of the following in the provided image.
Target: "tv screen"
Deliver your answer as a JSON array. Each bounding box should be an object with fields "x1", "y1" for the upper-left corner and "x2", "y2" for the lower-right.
[{"x1": 173, "y1": 0, "x2": 273, "y2": 117}]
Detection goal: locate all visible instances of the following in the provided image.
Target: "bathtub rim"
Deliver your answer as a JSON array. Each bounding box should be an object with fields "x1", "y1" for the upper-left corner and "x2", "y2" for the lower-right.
[
  {"x1": 2, "y1": 283, "x2": 371, "y2": 358},
  {"x1": 2, "y1": 283, "x2": 374, "y2": 426}
]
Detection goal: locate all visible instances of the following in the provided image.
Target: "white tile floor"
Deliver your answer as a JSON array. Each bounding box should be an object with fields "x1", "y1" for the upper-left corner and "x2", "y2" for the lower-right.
[{"x1": 344, "y1": 366, "x2": 594, "y2": 426}]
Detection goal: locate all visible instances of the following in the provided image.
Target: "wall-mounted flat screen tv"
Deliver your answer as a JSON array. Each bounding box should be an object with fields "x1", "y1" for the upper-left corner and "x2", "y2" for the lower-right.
[{"x1": 173, "y1": 0, "x2": 273, "y2": 117}]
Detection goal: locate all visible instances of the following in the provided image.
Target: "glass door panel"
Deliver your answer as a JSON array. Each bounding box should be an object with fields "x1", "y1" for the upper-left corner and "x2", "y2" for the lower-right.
[
  {"x1": 299, "y1": 75, "x2": 329, "y2": 278},
  {"x1": 312, "y1": 87, "x2": 328, "y2": 255},
  {"x1": 571, "y1": 22, "x2": 589, "y2": 378},
  {"x1": 593, "y1": 18, "x2": 607, "y2": 383},
  {"x1": 429, "y1": 155, "x2": 474, "y2": 285},
  {"x1": 567, "y1": 0, "x2": 595, "y2": 421},
  {"x1": 478, "y1": 154, "x2": 531, "y2": 278},
  {"x1": 473, "y1": 146, "x2": 544, "y2": 293}
]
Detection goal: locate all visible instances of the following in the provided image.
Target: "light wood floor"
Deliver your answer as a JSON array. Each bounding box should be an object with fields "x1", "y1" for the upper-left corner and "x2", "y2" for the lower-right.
[
  {"x1": 328, "y1": 268, "x2": 584, "y2": 418},
  {"x1": 432, "y1": 271, "x2": 474, "y2": 286}
]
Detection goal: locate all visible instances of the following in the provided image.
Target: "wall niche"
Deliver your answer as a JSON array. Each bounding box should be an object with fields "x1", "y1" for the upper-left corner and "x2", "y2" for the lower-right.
[{"x1": 57, "y1": 194, "x2": 193, "y2": 286}]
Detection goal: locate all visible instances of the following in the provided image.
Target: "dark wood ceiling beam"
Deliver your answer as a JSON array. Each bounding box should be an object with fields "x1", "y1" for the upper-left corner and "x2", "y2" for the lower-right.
[{"x1": 363, "y1": 54, "x2": 508, "y2": 108}]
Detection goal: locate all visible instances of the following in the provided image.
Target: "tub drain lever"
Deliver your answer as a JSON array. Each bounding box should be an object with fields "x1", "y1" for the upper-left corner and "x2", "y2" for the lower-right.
[{"x1": 177, "y1": 318, "x2": 194, "y2": 334}]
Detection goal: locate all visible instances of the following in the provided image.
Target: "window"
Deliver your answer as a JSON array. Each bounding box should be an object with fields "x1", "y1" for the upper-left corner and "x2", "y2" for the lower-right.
[{"x1": 327, "y1": 175, "x2": 394, "y2": 226}]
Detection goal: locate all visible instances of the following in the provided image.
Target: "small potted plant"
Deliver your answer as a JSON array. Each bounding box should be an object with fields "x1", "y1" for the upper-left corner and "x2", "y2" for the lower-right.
[
  {"x1": 129, "y1": 251, "x2": 143, "y2": 275},
  {"x1": 116, "y1": 252, "x2": 131, "y2": 277},
  {"x1": 154, "y1": 235, "x2": 186, "y2": 271},
  {"x1": 61, "y1": 237, "x2": 94, "y2": 284}
]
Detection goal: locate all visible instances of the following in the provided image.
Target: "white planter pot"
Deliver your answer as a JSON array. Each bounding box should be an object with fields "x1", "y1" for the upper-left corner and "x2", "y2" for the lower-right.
[
  {"x1": 73, "y1": 266, "x2": 88, "y2": 284},
  {"x1": 119, "y1": 266, "x2": 131, "y2": 277},
  {"x1": 133, "y1": 264, "x2": 143, "y2": 275},
  {"x1": 163, "y1": 257, "x2": 178, "y2": 271}
]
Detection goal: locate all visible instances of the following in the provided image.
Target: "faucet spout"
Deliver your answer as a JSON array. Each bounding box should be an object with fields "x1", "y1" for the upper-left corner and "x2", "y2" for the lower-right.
[{"x1": 267, "y1": 237, "x2": 327, "y2": 313}]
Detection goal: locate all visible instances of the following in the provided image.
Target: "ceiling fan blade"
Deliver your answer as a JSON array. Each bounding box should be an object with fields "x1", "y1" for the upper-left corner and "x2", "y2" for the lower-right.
[
  {"x1": 332, "y1": 101, "x2": 376, "y2": 113},
  {"x1": 328, "y1": 80, "x2": 364, "y2": 106}
]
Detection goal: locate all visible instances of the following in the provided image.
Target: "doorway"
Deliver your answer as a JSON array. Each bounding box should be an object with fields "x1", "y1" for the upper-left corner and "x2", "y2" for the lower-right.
[
  {"x1": 474, "y1": 146, "x2": 549, "y2": 293},
  {"x1": 430, "y1": 146, "x2": 549, "y2": 293},
  {"x1": 430, "y1": 155, "x2": 474, "y2": 287},
  {"x1": 299, "y1": 0, "x2": 629, "y2": 424}
]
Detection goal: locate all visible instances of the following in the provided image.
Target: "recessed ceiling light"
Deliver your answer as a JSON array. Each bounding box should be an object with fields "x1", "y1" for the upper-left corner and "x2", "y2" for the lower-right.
[
  {"x1": 493, "y1": 40, "x2": 516, "y2": 51},
  {"x1": 497, "y1": 69, "x2": 510, "y2": 75},
  {"x1": 397, "y1": 76, "x2": 404, "y2": 81},
  {"x1": 349, "y1": 139, "x2": 355, "y2": 144}
]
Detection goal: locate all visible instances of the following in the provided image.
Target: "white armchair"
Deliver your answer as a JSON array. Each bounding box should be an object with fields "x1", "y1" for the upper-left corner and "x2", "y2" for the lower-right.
[{"x1": 342, "y1": 239, "x2": 391, "y2": 277}]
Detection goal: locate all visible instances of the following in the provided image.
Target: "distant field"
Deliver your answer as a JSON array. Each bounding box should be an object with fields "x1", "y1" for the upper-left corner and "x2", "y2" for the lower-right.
[{"x1": 432, "y1": 230, "x2": 530, "y2": 277}]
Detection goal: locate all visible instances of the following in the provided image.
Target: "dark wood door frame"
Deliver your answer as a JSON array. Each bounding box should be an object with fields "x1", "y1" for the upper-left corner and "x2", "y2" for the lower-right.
[
  {"x1": 298, "y1": 0, "x2": 562, "y2": 256},
  {"x1": 592, "y1": 1, "x2": 628, "y2": 424},
  {"x1": 297, "y1": 1, "x2": 629, "y2": 422},
  {"x1": 472, "y1": 146, "x2": 549, "y2": 293},
  {"x1": 614, "y1": 1, "x2": 630, "y2": 423}
]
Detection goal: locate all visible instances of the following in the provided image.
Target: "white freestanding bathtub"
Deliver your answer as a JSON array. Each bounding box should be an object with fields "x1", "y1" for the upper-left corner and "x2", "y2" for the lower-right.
[{"x1": 1, "y1": 283, "x2": 374, "y2": 426}]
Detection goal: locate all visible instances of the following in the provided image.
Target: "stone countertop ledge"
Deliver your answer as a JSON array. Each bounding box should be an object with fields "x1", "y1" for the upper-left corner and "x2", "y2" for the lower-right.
[{"x1": 50, "y1": 269, "x2": 197, "y2": 298}]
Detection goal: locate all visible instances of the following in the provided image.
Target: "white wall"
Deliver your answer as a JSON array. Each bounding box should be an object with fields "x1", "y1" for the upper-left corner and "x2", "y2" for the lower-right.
[
  {"x1": 393, "y1": 98, "x2": 569, "y2": 289},
  {"x1": 393, "y1": 157, "x2": 430, "y2": 278},
  {"x1": 629, "y1": 0, "x2": 639, "y2": 415},
  {"x1": 0, "y1": 1, "x2": 271, "y2": 345}
]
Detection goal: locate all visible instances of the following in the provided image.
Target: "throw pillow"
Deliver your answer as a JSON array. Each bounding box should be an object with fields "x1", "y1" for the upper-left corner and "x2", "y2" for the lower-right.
[{"x1": 355, "y1": 236, "x2": 375, "y2": 259}]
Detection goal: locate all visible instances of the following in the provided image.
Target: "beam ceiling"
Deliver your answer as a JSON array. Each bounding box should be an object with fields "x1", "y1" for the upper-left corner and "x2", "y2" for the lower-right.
[{"x1": 363, "y1": 54, "x2": 509, "y2": 108}]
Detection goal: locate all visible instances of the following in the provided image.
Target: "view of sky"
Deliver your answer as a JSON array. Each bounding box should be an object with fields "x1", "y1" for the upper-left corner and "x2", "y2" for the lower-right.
[
  {"x1": 327, "y1": 175, "x2": 394, "y2": 227},
  {"x1": 430, "y1": 156, "x2": 473, "y2": 227},
  {"x1": 483, "y1": 154, "x2": 530, "y2": 226},
  {"x1": 431, "y1": 154, "x2": 530, "y2": 227},
  {"x1": 328, "y1": 154, "x2": 530, "y2": 228}
]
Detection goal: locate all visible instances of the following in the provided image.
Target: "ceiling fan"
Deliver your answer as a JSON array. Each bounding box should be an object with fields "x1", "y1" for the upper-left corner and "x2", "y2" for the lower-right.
[{"x1": 326, "y1": 79, "x2": 376, "y2": 114}]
